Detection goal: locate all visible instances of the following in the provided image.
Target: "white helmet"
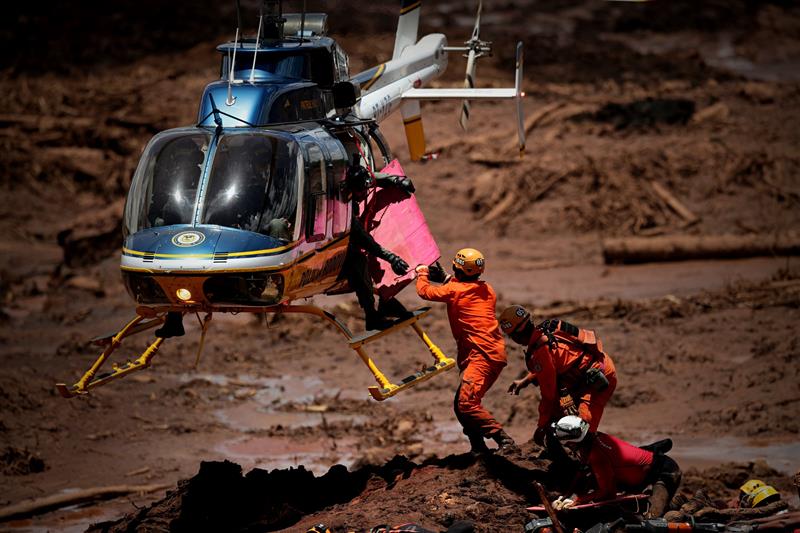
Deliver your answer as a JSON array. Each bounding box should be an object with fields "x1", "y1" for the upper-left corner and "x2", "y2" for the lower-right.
[{"x1": 552, "y1": 415, "x2": 589, "y2": 443}]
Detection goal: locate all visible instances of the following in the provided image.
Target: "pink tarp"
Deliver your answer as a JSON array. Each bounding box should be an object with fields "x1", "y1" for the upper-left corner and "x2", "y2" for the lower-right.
[{"x1": 362, "y1": 159, "x2": 440, "y2": 301}]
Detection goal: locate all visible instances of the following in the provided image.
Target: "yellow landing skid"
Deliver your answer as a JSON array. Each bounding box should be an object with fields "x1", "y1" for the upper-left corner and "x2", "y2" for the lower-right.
[
  {"x1": 56, "y1": 315, "x2": 166, "y2": 398},
  {"x1": 56, "y1": 304, "x2": 455, "y2": 401},
  {"x1": 346, "y1": 308, "x2": 456, "y2": 400}
]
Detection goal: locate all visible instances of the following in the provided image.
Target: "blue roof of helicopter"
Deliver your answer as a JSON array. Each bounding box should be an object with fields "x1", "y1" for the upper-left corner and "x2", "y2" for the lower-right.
[
  {"x1": 197, "y1": 79, "x2": 328, "y2": 127},
  {"x1": 200, "y1": 36, "x2": 338, "y2": 127}
]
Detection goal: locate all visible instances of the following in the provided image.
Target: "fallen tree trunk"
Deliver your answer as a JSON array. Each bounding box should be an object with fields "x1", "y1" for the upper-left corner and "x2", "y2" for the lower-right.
[
  {"x1": 0, "y1": 483, "x2": 170, "y2": 522},
  {"x1": 693, "y1": 499, "x2": 789, "y2": 522},
  {"x1": 603, "y1": 233, "x2": 800, "y2": 264}
]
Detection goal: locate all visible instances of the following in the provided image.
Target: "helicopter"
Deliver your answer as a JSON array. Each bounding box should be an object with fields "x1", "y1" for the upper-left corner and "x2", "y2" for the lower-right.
[{"x1": 57, "y1": 0, "x2": 525, "y2": 402}]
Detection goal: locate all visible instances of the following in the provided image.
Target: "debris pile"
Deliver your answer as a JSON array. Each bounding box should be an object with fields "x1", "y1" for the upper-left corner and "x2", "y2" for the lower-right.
[
  {"x1": 85, "y1": 451, "x2": 798, "y2": 533},
  {"x1": 0, "y1": 446, "x2": 46, "y2": 476}
]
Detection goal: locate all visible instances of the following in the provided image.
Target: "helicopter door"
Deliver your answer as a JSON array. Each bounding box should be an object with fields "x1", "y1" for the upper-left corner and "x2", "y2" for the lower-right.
[
  {"x1": 320, "y1": 136, "x2": 350, "y2": 238},
  {"x1": 304, "y1": 143, "x2": 329, "y2": 243}
]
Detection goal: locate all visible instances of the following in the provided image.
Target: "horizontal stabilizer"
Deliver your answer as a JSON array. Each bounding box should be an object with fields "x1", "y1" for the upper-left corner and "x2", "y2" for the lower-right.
[{"x1": 403, "y1": 88, "x2": 516, "y2": 99}]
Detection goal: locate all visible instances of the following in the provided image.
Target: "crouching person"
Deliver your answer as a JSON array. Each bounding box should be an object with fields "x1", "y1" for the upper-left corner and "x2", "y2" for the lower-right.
[
  {"x1": 549, "y1": 415, "x2": 682, "y2": 518},
  {"x1": 501, "y1": 305, "x2": 617, "y2": 441}
]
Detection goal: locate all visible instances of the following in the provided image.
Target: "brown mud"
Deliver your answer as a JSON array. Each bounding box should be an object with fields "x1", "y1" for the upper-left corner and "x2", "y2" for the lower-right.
[{"x1": 1, "y1": 1, "x2": 799, "y2": 531}]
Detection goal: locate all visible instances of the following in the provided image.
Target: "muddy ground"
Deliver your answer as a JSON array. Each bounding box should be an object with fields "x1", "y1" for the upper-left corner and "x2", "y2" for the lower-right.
[{"x1": 1, "y1": 1, "x2": 799, "y2": 531}]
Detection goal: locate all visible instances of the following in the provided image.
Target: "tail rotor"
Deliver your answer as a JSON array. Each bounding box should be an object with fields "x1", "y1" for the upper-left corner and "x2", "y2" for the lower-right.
[{"x1": 459, "y1": 0, "x2": 491, "y2": 131}]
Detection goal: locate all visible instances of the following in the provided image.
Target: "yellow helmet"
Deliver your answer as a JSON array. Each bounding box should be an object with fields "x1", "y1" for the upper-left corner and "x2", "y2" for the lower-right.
[
  {"x1": 739, "y1": 479, "x2": 765, "y2": 496},
  {"x1": 739, "y1": 480, "x2": 780, "y2": 508},
  {"x1": 499, "y1": 305, "x2": 531, "y2": 335},
  {"x1": 452, "y1": 248, "x2": 485, "y2": 277}
]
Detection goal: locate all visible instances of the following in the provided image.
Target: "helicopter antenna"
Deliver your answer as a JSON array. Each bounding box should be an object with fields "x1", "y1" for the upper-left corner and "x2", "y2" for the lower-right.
[
  {"x1": 227, "y1": 27, "x2": 240, "y2": 106},
  {"x1": 250, "y1": 2, "x2": 265, "y2": 83},
  {"x1": 299, "y1": 0, "x2": 306, "y2": 41},
  {"x1": 235, "y1": 0, "x2": 243, "y2": 42}
]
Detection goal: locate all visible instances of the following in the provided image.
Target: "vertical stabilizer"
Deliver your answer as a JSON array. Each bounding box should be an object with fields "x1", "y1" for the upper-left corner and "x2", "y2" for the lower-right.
[
  {"x1": 393, "y1": 1, "x2": 421, "y2": 59},
  {"x1": 395, "y1": 1, "x2": 425, "y2": 160}
]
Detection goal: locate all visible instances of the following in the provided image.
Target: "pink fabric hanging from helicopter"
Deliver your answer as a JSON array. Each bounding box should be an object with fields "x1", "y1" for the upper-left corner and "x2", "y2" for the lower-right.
[{"x1": 362, "y1": 159, "x2": 440, "y2": 301}]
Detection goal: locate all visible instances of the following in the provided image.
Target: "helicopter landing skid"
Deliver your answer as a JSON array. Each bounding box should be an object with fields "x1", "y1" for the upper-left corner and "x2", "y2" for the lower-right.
[
  {"x1": 347, "y1": 308, "x2": 456, "y2": 400},
  {"x1": 56, "y1": 314, "x2": 166, "y2": 398},
  {"x1": 56, "y1": 304, "x2": 456, "y2": 401},
  {"x1": 276, "y1": 305, "x2": 455, "y2": 401}
]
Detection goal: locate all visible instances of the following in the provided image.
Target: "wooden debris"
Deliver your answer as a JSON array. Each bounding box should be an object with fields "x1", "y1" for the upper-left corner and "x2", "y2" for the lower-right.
[
  {"x1": 794, "y1": 469, "x2": 800, "y2": 500},
  {"x1": 480, "y1": 190, "x2": 517, "y2": 223},
  {"x1": 124, "y1": 466, "x2": 151, "y2": 477},
  {"x1": 648, "y1": 181, "x2": 699, "y2": 225},
  {"x1": 693, "y1": 499, "x2": 788, "y2": 521},
  {"x1": 0, "y1": 483, "x2": 170, "y2": 521},
  {"x1": 691, "y1": 102, "x2": 730, "y2": 124},
  {"x1": 532, "y1": 481, "x2": 566, "y2": 533},
  {"x1": 602, "y1": 232, "x2": 800, "y2": 264}
]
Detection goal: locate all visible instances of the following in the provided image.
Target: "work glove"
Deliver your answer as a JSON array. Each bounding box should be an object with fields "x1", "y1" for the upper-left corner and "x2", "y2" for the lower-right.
[
  {"x1": 551, "y1": 496, "x2": 576, "y2": 511},
  {"x1": 428, "y1": 261, "x2": 447, "y2": 283},
  {"x1": 507, "y1": 378, "x2": 528, "y2": 396},
  {"x1": 533, "y1": 426, "x2": 548, "y2": 447},
  {"x1": 378, "y1": 174, "x2": 415, "y2": 194},
  {"x1": 385, "y1": 253, "x2": 409, "y2": 276}
]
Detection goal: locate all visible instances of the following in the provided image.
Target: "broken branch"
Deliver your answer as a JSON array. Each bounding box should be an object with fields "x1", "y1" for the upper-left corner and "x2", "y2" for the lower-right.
[{"x1": 0, "y1": 483, "x2": 170, "y2": 522}]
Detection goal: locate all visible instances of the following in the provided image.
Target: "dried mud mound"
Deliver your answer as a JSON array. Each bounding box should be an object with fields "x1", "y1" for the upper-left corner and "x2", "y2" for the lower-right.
[
  {"x1": 87, "y1": 452, "x2": 800, "y2": 533},
  {"x1": 89, "y1": 445, "x2": 550, "y2": 533}
]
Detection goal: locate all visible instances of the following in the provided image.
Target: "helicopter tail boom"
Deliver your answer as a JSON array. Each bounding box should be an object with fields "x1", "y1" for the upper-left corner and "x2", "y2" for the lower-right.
[{"x1": 352, "y1": 1, "x2": 525, "y2": 159}]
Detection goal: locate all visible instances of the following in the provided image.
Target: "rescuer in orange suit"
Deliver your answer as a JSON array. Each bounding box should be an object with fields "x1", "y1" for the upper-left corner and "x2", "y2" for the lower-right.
[
  {"x1": 500, "y1": 305, "x2": 617, "y2": 446},
  {"x1": 415, "y1": 248, "x2": 515, "y2": 453}
]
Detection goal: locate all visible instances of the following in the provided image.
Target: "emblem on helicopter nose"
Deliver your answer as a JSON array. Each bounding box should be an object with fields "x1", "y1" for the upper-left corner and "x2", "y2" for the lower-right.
[{"x1": 172, "y1": 231, "x2": 206, "y2": 247}]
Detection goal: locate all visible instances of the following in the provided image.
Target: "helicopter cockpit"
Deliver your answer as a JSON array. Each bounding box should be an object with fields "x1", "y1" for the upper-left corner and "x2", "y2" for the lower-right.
[{"x1": 123, "y1": 128, "x2": 301, "y2": 243}]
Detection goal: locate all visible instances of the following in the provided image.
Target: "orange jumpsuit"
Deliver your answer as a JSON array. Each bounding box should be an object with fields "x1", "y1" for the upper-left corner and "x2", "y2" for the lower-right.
[
  {"x1": 416, "y1": 272, "x2": 507, "y2": 438},
  {"x1": 525, "y1": 323, "x2": 617, "y2": 433}
]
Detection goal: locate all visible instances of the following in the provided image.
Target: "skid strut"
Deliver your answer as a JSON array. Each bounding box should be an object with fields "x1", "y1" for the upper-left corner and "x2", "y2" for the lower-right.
[
  {"x1": 272, "y1": 305, "x2": 455, "y2": 400},
  {"x1": 56, "y1": 314, "x2": 167, "y2": 398}
]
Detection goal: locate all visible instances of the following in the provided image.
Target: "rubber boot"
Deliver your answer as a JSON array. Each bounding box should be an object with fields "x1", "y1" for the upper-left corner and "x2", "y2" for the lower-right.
[
  {"x1": 646, "y1": 482, "x2": 671, "y2": 518},
  {"x1": 365, "y1": 311, "x2": 394, "y2": 331},
  {"x1": 490, "y1": 429, "x2": 517, "y2": 451},
  {"x1": 155, "y1": 312, "x2": 184, "y2": 338},
  {"x1": 467, "y1": 434, "x2": 490, "y2": 455},
  {"x1": 377, "y1": 297, "x2": 413, "y2": 321}
]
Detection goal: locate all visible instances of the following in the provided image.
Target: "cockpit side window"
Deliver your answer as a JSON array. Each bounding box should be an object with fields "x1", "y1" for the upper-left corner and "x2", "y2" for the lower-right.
[
  {"x1": 124, "y1": 131, "x2": 209, "y2": 236},
  {"x1": 333, "y1": 43, "x2": 349, "y2": 82}
]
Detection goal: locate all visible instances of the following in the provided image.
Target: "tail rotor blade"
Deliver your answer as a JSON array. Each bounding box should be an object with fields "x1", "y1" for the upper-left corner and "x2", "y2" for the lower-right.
[
  {"x1": 471, "y1": 0, "x2": 482, "y2": 41},
  {"x1": 459, "y1": 0, "x2": 482, "y2": 131},
  {"x1": 459, "y1": 49, "x2": 477, "y2": 131}
]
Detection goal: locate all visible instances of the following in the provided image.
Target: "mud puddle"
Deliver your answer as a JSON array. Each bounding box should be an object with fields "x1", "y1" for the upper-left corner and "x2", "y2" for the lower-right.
[{"x1": 671, "y1": 436, "x2": 800, "y2": 475}]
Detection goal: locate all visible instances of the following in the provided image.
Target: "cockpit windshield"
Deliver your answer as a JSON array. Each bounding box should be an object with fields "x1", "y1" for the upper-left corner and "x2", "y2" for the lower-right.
[
  {"x1": 124, "y1": 129, "x2": 300, "y2": 241},
  {"x1": 200, "y1": 132, "x2": 299, "y2": 238},
  {"x1": 124, "y1": 130, "x2": 210, "y2": 236}
]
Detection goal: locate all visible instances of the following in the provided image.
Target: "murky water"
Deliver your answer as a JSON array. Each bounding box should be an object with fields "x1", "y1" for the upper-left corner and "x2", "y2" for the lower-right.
[{"x1": 671, "y1": 436, "x2": 800, "y2": 475}]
